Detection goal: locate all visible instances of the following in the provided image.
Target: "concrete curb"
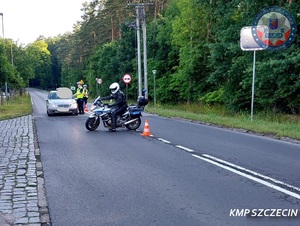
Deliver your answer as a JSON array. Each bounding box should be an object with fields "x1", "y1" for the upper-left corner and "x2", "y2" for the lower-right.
[{"x1": 32, "y1": 118, "x2": 51, "y2": 226}]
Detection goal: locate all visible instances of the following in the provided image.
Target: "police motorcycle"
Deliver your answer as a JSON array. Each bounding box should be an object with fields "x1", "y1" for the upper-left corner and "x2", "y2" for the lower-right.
[{"x1": 85, "y1": 95, "x2": 148, "y2": 131}]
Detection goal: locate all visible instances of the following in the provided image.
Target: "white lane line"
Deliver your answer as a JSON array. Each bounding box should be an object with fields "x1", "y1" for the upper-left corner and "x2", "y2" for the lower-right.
[
  {"x1": 192, "y1": 154, "x2": 300, "y2": 200},
  {"x1": 155, "y1": 137, "x2": 300, "y2": 199},
  {"x1": 176, "y1": 145, "x2": 194, "y2": 153},
  {"x1": 157, "y1": 138, "x2": 171, "y2": 144},
  {"x1": 203, "y1": 154, "x2": 300, "y2": 193}
]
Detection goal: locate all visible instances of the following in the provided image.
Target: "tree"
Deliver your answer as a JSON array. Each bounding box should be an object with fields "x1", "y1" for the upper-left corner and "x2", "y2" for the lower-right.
[
  {"x1": 0, "y1": 40, "x2": 25, "y2": 89},
  {"x1": 17, "y1": 0, "x2": 299, "y2": 114},
  {"x1": 12, "y1": 41, "x2": 35, "y2": 87},
  {"x1": 155, "y1": 0, "x2": 211, "y2": 103},
  {"x1": 26, "y1": 40, "x2": 51, "y2": 89}
]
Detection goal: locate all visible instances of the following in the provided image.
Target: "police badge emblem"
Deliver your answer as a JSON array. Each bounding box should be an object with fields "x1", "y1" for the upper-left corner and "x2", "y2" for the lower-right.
[
  {"x1": 269, "y1": 19, "x2": 279, "y2": 30},
  {"x1": 252, "y1": 6, "x2": 296, "y2": 50}
]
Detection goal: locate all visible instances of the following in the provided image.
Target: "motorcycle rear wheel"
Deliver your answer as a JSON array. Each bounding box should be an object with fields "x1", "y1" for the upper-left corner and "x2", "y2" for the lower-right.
[
  {"x1": 85, "y1": 117, "x2": 100, "y2": 131},
  {"x1": 125, "y1": 118, "x2": 141, "y2": 130}
]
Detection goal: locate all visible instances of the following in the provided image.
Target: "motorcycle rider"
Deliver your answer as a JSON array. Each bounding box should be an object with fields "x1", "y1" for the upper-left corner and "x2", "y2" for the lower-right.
[{"x1": 101, "y1": 82, "x2": 128, "y2": 131}]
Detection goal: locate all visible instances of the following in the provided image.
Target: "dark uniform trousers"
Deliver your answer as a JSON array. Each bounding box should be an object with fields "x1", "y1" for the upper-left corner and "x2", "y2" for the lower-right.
[{"x1": 77, "y1": 98, "x2": 84, "y2": 114}]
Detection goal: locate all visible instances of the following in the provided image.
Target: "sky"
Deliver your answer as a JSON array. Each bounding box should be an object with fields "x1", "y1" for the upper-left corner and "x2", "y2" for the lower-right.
[{"x1": 0, "y1": 0, "x2": 86, "y2": 45}]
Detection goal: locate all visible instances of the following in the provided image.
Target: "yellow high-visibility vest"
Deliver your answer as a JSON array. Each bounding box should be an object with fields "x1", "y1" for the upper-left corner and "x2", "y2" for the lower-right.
[
  {"x1": 83, "y1": 89, "x2": 89, "y2": 98},
  {"x1": 75, "y1": 87, "x2": 84, "y2": 99}
]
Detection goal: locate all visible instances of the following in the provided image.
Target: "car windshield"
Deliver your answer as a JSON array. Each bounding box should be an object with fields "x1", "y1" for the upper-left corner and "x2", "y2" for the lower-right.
[{"x1": 49, "y1": 92, "x2": 72, "y2": 99}]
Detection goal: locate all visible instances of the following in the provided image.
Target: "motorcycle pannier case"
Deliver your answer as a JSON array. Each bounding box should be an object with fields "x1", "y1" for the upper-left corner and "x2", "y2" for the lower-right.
[
  {"x1": 137, "y1": 96, "x2": 148, "y2": 107},
  {"x1": 129, "y1": 106, "x2": 142, "y2": 119}
]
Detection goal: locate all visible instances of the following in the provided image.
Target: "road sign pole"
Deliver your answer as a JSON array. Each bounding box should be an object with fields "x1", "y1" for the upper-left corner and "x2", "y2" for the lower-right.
[
  {"x1": 123, "y1": 74, "x2": 132, "y2": 102},
  {"x1": 152, "y1": 70, "x2": 157, "y2": 108},
  {"x1": 240, "y1": 26, "x2": 268, "y2": 121},
  {"x1": 126, "y1": 84, "x2": 128, "y2": 102},
  {"x1": 251, "y1": 51, "x2": 256, "y2": 122}
]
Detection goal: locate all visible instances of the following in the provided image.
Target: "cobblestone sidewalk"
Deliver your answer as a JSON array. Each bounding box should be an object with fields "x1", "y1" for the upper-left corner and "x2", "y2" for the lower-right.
[{"x1": 0, "y1": 115, "x2": 50, "y2": 226}]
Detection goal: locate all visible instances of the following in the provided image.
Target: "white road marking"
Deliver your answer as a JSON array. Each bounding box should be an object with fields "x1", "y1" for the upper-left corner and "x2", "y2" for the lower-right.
[
  {"x1": 153, "y1": 137, "x2": 300, "y2": 200},
  {"x1": 157, "y1": 138, "x2": 171, "y2": 144},
  {"x1": 176, "y1": 145, "x2": 194, "y2": 153},
  {"x1": 203, "y1": 154, "x2": 300, "y2": 193},
  {"x1": 192, "y1": 154, "x2": 300, "y2": 200}
]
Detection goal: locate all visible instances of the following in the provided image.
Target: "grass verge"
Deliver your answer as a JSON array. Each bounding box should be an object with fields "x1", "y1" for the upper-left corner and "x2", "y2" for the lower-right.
[
  {"x1": 145, "y1": 104, "x2": 300, "y2": 142},
  {"x1": 1, "y1": 96, "x2": 299, "y2": 142},
  {"x1": 0, "y1": 93, "x2": 32, "y2": 120}
]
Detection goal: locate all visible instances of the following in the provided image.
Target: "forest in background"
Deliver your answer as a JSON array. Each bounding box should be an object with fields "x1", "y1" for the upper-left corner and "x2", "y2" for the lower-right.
[{"x1": 0, "y1": 0, "x2": 299, "y2": 114}]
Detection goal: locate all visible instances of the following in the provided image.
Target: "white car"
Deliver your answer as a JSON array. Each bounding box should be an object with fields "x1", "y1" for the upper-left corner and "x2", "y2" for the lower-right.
[{"x1": 46, "y1": 89, "x2": 78, "y2": 116}]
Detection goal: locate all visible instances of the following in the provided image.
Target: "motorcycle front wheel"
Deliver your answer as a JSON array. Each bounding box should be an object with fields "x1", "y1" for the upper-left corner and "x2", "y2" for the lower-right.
[
  {"x1": 85, "y1": 117, "x2": 100, "y2": 131},
  {"x1": 125, "y1": 118, "x2": 141, "y2": 130}
]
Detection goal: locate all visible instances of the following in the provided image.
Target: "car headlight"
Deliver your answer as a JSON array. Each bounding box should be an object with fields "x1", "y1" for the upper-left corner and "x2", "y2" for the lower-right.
[
  {"x1": 48, "y1": 101, "x2": 57, "y2": 108},
  {"x1": 71, "y1": 100, "x2": 78, "y2": 108}
]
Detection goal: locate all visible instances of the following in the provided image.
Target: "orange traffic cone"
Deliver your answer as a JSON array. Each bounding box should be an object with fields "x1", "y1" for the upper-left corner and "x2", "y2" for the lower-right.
[
  {"x1": 84, "y1": 104, "x2": 89, "y2": 112},
  {"x1": 141, "y1": 119, "x2": 152, "y2": 136}
]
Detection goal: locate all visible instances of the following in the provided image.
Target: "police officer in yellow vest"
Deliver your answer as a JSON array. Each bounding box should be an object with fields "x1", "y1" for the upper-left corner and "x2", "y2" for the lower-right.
[
  {"x1": 83, "y1": 84, "x2": 89, "y2": 108},
  {"x1": 74, "y1": 82, "x2": 84, "y2": 114}
]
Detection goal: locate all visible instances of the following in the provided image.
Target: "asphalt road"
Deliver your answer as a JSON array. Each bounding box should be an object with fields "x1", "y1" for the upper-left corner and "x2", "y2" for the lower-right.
[{"x1": 29, "y1": 88, "x2": 300, "y2": 226}]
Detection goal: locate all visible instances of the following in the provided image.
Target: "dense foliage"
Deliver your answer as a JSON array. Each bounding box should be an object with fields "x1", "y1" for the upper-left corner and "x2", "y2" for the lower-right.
[{"x1": 0, "y1": 0, "x2": 299, "y2": 114}]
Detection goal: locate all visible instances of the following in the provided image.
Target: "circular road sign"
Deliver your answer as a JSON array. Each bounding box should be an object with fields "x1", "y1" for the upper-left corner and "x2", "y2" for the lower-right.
[
  {"x1": 96, "y1": 78, "x2": 102, "y2": 84},
  {"x1": 122, "y1": 74, "x2": 132, "y2": 84}
]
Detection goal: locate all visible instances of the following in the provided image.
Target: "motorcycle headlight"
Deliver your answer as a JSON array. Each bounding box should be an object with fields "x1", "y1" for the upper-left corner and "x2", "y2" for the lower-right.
[{"x1": 91, "y1": 104, "x2": 96, "y2": 110}]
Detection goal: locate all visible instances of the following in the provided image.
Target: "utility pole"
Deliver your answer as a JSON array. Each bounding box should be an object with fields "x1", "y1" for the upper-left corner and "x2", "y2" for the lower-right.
[
  {"x1": 142, "y1": 6, "x2": 148, "y2": 99},
  {"x1": 10, "y1": 40, "x2": 13, "y2": 67},
  {"x1": 0, "y1": 13, "x2": 8, "y2": 98},
  {"x1": 128, "y1": 1, "x2": 153, "y2": 99},
  {"x1": 136, "y1": 6, "x2": 142, "y2": 97}
]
